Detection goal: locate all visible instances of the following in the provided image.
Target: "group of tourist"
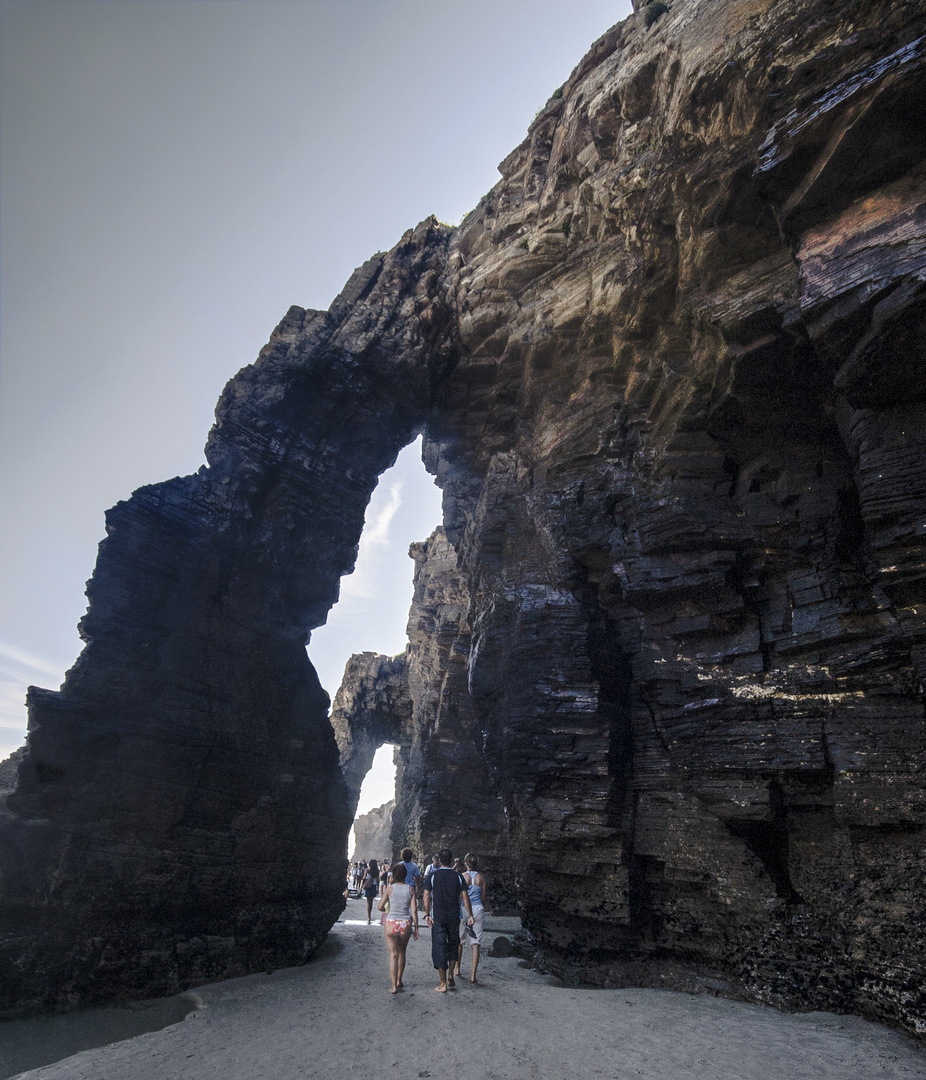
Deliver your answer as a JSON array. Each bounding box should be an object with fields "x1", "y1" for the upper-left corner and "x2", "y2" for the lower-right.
[
  {"x1": 345, "y1": 858, "x2": 387, "y2": 923},
  {"x1": 349, "y1": 848, "x2": 488, "y2": 994}
]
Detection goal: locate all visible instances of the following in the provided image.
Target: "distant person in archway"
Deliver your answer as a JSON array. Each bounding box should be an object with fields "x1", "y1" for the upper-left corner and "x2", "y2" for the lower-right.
[
  {"x1": 424, "y1": 853, "x2": 440, "y2": 881},
  {"x1": 398, "y1": 847, "x2": 422, "y2": 900},
  {"x1": 377, "y1": 862, "x2": 418, "y2": 993},
  {"x1": 362, "y1": 859, "x2": 379, "y2": 923},
  {"x1": 456, "y1": 853, "x2": 487, "y2": 983},
  {"x1": 422, "y1": 853, "x2": 440, "y2": 907},
  {"x1": 423, "y1": 848, "x2": 474, "y2": 993}
]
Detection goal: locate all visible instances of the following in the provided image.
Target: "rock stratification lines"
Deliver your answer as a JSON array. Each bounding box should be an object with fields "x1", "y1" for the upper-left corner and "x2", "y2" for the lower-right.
[
  {"x1": 0, "y1": 221, "x2": 455, "y2": 1013},
  {"x1": 2, "y1": 0, "x2": 925, "y2": 1035}
]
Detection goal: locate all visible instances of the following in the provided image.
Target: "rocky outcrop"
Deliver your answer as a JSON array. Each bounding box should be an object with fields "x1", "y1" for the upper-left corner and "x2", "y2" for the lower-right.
[
  {"x1": 0, "y1": 220, "x2": 456, "y2": 1015},
  {"x1": 336, "y1": 0, "x2": 926, "y2": 1033},
  {"x1": 0, "y1": 748, "x2": 25, "y2": 797},
  {"x1": 330, "y1": 652, "x2": 409, "y2": 816},
  {"x1": 2, "y1": 0, "x2": 924, "y2": 1036},
  {"x1": 426, "y1": 0, "x2": 924, "y2": 1033},
  {"x1": 333, "y1": 530, "x2": 515, "y2": 907},
  {"x1": 350, "y1": 800, "x2": 394, "y2": 863},
  {"x1": 396, "y1": 529, "x2": 515, "y2": 908}
]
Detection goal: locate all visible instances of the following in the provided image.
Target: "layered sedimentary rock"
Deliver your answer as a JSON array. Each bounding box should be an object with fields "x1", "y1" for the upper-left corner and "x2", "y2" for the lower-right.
[
  {"x1": 399, "y1": 529, "x2": 512, "y2": 902},
  {"x1": 0, "y1": 749, "x2": 25, "y2": 799},
  {"x1": 446, "y1": 3, "x2": 925, "y2": 1034},
  {"x1": 332, "y1": 531, "x2": 515, "y2": 909},
  {"x1": 336, "y1": 0, "x2": 926, "y2": 1033},
  {"x1": 0, "y1": 221, "x2": 455, "y2": 1014},
  {"x1": 350, "y1": 801, "x2": 394, "y2": 863},
  {"x1": 2, "y1": 0, "x2": 924, "y2": 1036}
]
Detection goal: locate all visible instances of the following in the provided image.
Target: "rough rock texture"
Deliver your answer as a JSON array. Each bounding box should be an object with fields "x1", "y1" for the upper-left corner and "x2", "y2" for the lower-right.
[
  {"x1": 397, "y1": 530, "x2": 515, "y2": 908},
  {"x1": 335, "y1": 0, "x2": 926, "y2": 1034},
  {"x1": 350, "y1": 800, "x2": 394, "y2": 863},
  {"x1": 330, "y1": 652, "x2": 409, "y2": 816},
  {"x1": 331, "y1": 530, "x2": 515, "y2": 909},
  {"x1": 2, "y1": 0, "x2": 925, "y2": 1036},
  {"x1": 435, "y1": 1, "x2": 925, "y2": 1035},
  {"x1": 0, "y1": 748, "x2": 25, "y2": 798},
  {"x1": 0, "y1": 220, "x2": 456, "y2": 1015}
]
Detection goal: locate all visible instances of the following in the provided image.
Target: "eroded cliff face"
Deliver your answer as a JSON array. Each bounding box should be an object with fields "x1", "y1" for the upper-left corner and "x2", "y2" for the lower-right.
[
  {"x1": 338, "y1": 0, "x2": 926, "y2": 1033},
  {"x1": 0, "y1": 221, "x2": 455, "y2": 1014},
  {"x1": 330, "y1": 530, "x2": 515, "y2": 908},
  {"x1": 2, "y1": 0, "x2": 924, "y2": 1034},
  {"x1": 350, "y1": 801, "x2": 395, "y2": 863},
  {"x1": 330, "y1": 651, "x2": 410, "y2": 815}
]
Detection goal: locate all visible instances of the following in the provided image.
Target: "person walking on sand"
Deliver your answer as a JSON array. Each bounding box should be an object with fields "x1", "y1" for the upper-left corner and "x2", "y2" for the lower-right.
[
  {"x1": 424, "y1": 853, "x2": 440, "y2": 884},
  {"x1": 455, "y1": 853, "x2": 487, "y2": 983},
  {"x1": 422, "y1": 848, "x2": 474, "y2": 993},
  {"x1": 398, "y1": 847, "x2": 422, "y2": 900},
  {"x1": 421, "y1": 853, "x2": 439, "y2": 909},
  {"x1": 362, "y1": 859, "x2": 379, "y2": 923},
  {"x1": 377, "y1": 862, "x2": 419, "y2": 993}
]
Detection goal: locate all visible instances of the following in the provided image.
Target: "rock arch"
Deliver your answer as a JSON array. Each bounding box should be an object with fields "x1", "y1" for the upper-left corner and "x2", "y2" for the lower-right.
[
  {"x1": 329, "y1": 529, "x2": 515, "y2": 908},
  {"x1": 3, "y1": 0, "x2": 926, "y2": 1037},
  {"x1": 0, "y1": 220, "x2": 457, "y2": 1013}
]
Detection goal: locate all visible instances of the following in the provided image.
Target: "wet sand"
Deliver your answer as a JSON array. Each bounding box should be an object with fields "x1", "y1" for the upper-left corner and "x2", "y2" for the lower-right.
[
  {"x1": 6, "y1": 897, "x2": 924, "y2": 1079},
  {"x1": 0, "y1": 994, "x2": 196, "y2": 1080}
]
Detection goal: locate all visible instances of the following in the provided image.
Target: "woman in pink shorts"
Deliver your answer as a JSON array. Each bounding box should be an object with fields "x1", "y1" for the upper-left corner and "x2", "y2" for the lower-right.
[{"x1": 377, "y1": 862, "x2": 419, "y2": 993}]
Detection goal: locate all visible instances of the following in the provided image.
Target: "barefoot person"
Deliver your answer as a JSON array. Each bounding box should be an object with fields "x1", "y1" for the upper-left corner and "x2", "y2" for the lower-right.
[
  {"x1": 422, "y1": 848, "x2": 474, "y2": 993},
  {"x1": 456, "y1": 853, "x2": 487, "y2": 983},
  {"x1": 377, "y1": 863, "x2": 418, "y2": 993}
]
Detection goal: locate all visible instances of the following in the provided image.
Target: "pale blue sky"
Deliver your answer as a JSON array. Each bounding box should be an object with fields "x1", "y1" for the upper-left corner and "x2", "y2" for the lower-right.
[{"x1": 0, "y1": 0, "x2": 634, "y2": 773}]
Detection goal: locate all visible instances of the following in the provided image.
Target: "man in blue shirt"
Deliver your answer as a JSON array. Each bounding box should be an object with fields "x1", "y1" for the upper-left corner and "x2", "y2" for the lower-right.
[
  {"x1": 399, "y1": 847, "x2": 421, "y2": 899},
  {"x1": 422, "y1": 848, "x2": 474, "y2": 992}
]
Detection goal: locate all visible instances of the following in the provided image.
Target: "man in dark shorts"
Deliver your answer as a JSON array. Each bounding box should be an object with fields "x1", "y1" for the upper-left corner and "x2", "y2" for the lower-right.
[{"x1": 423, "y1": 848, "x2": 474, "y2": 993}]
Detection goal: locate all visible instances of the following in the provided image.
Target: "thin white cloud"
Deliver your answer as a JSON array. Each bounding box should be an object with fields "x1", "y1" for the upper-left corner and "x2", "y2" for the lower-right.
[
  {"x1": 339, "y1": 482, "x2": 403, "y2": 600},
  {"x1": 0, "y1": 641, "x2": 69, "y2": 682},
  {"x1": 361, "y1": 482, "x2": 402, "y2": 548},
  {"x1": 0, "y1": 641, "x2": 70, "y2": 758}
]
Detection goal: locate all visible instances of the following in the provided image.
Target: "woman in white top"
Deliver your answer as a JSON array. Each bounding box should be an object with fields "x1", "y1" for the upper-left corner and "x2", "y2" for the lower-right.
[
  {"x1": 456, "y1": 852, "x2": 488, "y2": 983},
  {"x1": 377, "y1": 862, "x2": 419, "y2": 993}
]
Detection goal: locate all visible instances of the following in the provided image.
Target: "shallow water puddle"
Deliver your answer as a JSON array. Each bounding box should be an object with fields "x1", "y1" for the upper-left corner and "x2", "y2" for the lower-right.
[{"x1": 0, "y1": 993, "x2": 197, "y2": 1079}]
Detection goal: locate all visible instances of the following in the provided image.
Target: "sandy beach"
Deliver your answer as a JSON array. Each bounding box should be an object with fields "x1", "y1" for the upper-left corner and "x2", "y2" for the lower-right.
[{"x1": 3, "y1": 897, "x2": 923, "y2": 1080}]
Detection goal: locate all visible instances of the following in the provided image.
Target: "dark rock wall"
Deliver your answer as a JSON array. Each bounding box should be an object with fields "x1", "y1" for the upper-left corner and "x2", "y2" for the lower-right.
[
  {"x1": 398, "y1": 530, "x2": 515, "y2": 908},
  {"x1": 418, "y1": 0, "x2": 926, "y2": 1032},
  {"x1": 0, "y1": 221, "x2": 455, "y2": 1014},
  {"x1": 330, "y1": 531, "x2": 515, "y2": 909},
  {"x1": 2, "y1": 0, "x2": 925, "y2": 1036}
]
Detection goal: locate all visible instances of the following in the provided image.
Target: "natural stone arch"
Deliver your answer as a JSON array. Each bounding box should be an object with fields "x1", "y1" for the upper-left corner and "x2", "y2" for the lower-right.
[
  {"x1": 2, "y1": 0, "x2": 925, "y2": 1037},
  {"x1": 0, "y1": 219, "x2": 456, "y2": 1013},
  {"x1": 330, "y1": 652, "x2": 411, "y2": 817},
  {"x1": 329, "y1": 530, "x2": 516, "y2": 908}
]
